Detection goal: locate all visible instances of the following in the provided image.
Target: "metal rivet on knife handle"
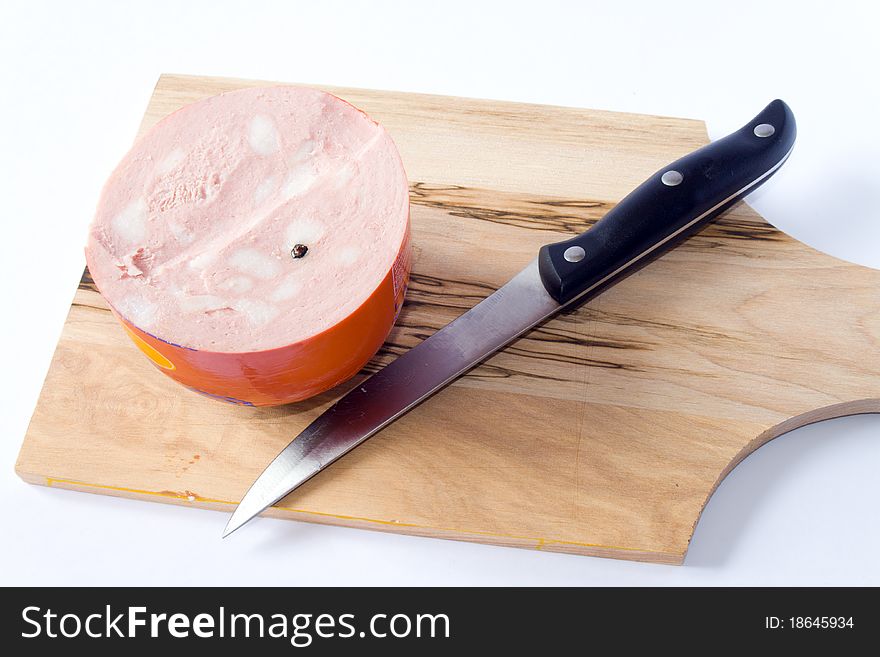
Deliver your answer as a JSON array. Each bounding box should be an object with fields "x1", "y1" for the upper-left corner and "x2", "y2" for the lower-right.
[
  {"x1": 563, "y1": 246, "x2": 586, "y2": 263},
  {"x1": 661, "y1": 170, "x2": 684, "y2": 186},
  {"x1": 754, "y1": 123, "x2": 775, "y2": 137}
]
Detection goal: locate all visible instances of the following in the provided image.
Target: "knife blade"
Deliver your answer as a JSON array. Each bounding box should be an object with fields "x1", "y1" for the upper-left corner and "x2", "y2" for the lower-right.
[{"x1": 223, "y1": 99, "x2": 796, "y2": 537}]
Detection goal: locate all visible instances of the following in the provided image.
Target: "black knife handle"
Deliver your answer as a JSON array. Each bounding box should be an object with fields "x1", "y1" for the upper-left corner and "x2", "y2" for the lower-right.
[{"x1": 537, "y1": 99, "x2": 796, "y2": 305}]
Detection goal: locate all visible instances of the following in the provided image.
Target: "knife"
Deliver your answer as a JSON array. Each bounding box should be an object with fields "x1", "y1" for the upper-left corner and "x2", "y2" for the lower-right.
[{"x1": 223, "y1": 99, "x2": 796, "y2": 537}]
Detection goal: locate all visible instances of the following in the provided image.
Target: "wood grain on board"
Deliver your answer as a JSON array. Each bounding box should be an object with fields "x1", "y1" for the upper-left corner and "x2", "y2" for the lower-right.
[{"x1": 15, "y1": 74, "x2": 880, "y2": 563}]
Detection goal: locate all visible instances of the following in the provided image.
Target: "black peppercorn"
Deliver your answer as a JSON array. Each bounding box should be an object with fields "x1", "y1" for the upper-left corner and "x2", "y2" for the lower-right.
[{"x1": 291, "y1": 244, "x2": 308, "y2": 259}]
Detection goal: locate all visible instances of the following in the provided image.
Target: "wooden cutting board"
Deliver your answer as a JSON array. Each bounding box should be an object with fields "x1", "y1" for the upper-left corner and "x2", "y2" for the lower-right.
[{"x1": 15, "y1": 74, "x2": 880, "y2": 564}]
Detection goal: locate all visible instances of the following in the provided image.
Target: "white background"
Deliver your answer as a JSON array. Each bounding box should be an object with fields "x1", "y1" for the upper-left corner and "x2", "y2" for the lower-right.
[{"x1": 1, "y1": 0, "x2": 878, "y2": 586}]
